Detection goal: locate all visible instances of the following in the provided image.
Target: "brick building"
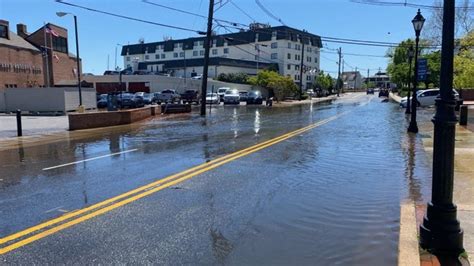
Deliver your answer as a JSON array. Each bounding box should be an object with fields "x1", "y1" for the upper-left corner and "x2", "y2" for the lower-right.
[
  {"x1": 0, "y1": 19, "x2": 81, "y2": 89},
  {"x1": 0, "y1": 20, "x2": 43, "y2": 88}
]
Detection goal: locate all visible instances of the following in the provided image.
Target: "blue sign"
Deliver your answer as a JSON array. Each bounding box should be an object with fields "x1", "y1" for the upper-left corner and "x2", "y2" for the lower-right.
[{"x1": 418, "y1": 58, "x2": 428, "y2": 81}]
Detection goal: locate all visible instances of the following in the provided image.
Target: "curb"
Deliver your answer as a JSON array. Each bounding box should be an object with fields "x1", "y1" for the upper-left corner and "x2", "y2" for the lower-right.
[{"x1": 399, "y1": 201, "x2": 421, "y2": 266}]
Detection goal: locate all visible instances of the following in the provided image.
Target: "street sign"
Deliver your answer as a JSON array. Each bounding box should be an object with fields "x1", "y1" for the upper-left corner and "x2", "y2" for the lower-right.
[{"x1": 418, "y1": 58, "x2": 428, "y2": 81}]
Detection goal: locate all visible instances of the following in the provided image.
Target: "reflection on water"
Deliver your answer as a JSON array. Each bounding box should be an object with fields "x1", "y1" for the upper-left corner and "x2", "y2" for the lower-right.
[
  {"x1": 0, "y1": 97, "x2": 434, "y2": 265},
  {"x1": 254, "y1": 109, "x2": 260, "y2": 135}
]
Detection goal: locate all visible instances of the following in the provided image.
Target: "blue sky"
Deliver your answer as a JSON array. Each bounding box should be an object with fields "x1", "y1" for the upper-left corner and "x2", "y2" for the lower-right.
[{"x1": 0, "y1": 0, "x2": 439, "y2": 76}]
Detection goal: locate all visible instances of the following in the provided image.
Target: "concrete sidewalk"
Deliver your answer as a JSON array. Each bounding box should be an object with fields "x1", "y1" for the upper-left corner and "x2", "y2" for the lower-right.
[
  {"x1": 0, "y1": 115, "x2": 69, "y2": 140},
  {"x1": 417, "y1": 110, "x2": 474, "y2": 265}
]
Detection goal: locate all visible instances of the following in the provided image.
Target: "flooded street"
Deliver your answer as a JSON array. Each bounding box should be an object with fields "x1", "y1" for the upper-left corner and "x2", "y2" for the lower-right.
[{"x1": 0, "y1": 93, "x2": 434, "y2": 265}]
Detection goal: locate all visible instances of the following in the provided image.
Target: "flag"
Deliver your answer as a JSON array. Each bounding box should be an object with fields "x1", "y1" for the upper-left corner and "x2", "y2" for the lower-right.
[{"x1": 45, "y1": 25, "x2": 59, "y2": 37}]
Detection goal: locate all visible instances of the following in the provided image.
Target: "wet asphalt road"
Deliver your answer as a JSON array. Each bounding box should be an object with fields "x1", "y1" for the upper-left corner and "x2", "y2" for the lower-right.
[{"x1": 0, "y1": 93, "x2": 433, "y2": 265}]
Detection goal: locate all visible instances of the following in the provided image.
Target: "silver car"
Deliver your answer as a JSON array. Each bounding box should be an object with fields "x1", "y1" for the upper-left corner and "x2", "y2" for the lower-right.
[
  {"x1": 223, "y1": 89, "x2": 240, "y2": 105},
  {"x1": 206, "y1": 93, "x2": 220, "y2": 104}
]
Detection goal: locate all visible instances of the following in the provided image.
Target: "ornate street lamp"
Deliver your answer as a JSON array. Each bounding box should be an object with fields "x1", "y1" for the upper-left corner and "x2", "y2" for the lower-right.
[
  {"x1": 405, "y1": 45, "x2": 414, "y2": 114},
  {"x1": 419, "y1": 1, "x2": 464, "y2": 263},
  {"x1": 408, "y1": 9, "x2": 425, "y2": 133},
  {"x1": 57, "y1": 12, "x2": 83, "y2": 110}
]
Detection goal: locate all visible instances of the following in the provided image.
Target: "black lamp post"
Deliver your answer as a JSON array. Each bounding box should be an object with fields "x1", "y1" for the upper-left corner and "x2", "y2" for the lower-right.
[
  {"x1": 405, "y1": 45, "x2": 414, "y2": 114},
  {"x1": 419, "y1": 0, "x2": 464, "y2": 262},
  {"x1": 407, "y1": 9, "x2": 425, "y2": 133},
  {"x1": 57, "y1": 12, "x2": 83, "y2": 109}
]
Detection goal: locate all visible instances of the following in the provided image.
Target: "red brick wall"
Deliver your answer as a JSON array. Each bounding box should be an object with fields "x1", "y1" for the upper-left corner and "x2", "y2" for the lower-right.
[
  {"x1": 0, "y1": 45, "x2": 44, "y2": 88},
  {"x1": 460, "y1": 89, "x2": 474, "y2": 101},
  {"x1": 26, "y1": 24, "x2": 82, "y2": 86}
]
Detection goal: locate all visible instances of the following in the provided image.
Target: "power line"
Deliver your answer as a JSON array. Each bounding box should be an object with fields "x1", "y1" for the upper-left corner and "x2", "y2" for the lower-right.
[
  {"x1": 229, "y1": 0, "x2": 257, "y2": 22},
  {"x1": 55, "y1": 0, "x2": 202, "y2": 34},
  {"x1": 142, "y1": 0, "x2": 247, "y2": 27},
  {"x1": 349, "y1": 0, "x2": 474, "y2": 10},
  {"x1": 255, "y1": 0, "x2": 287, "y2": 25}
]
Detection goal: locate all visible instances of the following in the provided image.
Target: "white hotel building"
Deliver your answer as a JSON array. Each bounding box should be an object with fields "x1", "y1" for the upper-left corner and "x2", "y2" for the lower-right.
[{"x1": 121, "y1": 25, "x2": 322, "y2": 91}]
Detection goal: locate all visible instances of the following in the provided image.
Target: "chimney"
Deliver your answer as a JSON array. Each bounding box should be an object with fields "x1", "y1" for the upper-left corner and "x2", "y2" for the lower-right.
[{"x1": 16, "y1": 23, "x2": 28, "y2": 38}]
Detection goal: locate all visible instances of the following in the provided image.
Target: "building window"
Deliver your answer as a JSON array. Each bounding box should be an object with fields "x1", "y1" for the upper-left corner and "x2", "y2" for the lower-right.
[
  {"x1": 174, "y1": 52, "x2": 178, "y2": 58},
  {"x1": 271, "y1": 42, "x2": 278, "y2": 49},
  {"x1": 295, "y1": 54, "x2": 298, "y2": 60},
  {"x1": 126, "y1": 56, "x2": 130, "y2": 61},
  {"x1": 193, "y1": 50, "x2": 198, "y2": 56},
  {"x1": 156, "y1": 44, "x2": 163, "y2": 50},
  {"x1": 287, "y1": 53, "x2": 291, "y2": 60},
  {"x1": 295, "y1": 74, "x2": 299, "y2": 80},
  {"x1": 161, "y1": 54, "x2": 166, "y2": 59},
  {"x1": 287, "y1": 64, "x2": 291, "y2": 70},
  {"x1": 200, "y1": 50, "x2": 204, "y2": 56},
  {"x1": 223, "y1": 48, "x2": 229, "y2": 54},
  {"x1": 212, "y1": 39, "x2": 217, "y2": 46},
  {"x1": 180, "y1": 52, "x2": 185, "y2": 57},
  {"x1": 315, "y1": 57, "x2": 318, "y2": 63},
  {"x1": 307, "y1": 75, "x2": 312, "y2": 81},
  {"x1": 194, "y1": 41, "x2": 199, "y2": 46},
  {"x1": 295, "y1": 65, "x2": 300, "y2": 71},
  {"x1": 212, "y1": 49, "x2": 218, "y2": 55},
  {"x1": 52, "y1": 36, "x2": 68, "y2": 53},
  {"x1": 271, "y1": 53, "x2": 278, "y2": 59},
  {"x1": 155, "y1": 54, "x2": 159, "y2": 59},
  {"x1": 307, "y1": 56, "x2": 311, "y2": 62},
  {"x1": 199, "y1": 40, "x2": 204, "y2": 46},
  {"x1": 174, "y1": 43, "x2": 182, "y2": 49},
  {"x1": 272, "y1": 31, "x2": 277, "y2": 38},
  {"x1": 0, "y1": 25, "x2": 8, "y2": 39},
  {"x1": 288, "y1": 42, "x2": 291, "y2": 49},
  {"x1": 255, "y1": 55, "x2": 258, "y2": 60},
  {"x1": 145, "y1": 55, "x2": 150, "y2": 60}
]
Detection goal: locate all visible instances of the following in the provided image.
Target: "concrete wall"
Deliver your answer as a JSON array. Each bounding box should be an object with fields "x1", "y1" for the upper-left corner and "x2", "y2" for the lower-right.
[{"x1": 0, "y1": 87, "x2": 96, "y2": 113}]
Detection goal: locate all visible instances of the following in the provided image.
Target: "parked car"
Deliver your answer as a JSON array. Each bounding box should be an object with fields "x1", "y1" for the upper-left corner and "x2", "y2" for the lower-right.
[
  {"x1": 223, "y1": 89, "x2": 240, "y2": 105},
  {"x1": 155, "y1": 89, "x2": 181, "y2": 104},
  {"x1": 366, "y1": 88, "x2": 374, "y2": 95},
  {"x1": 191, "y1": 74, "x2": 203, "y2": 80},
  {"x1": 306, "y1": 89, "x2": 315, "y2": 97},
  {"x1": 97, "y1": 94, "x2": 108, "y2": 108},
  {"x1": 206, "y1": 93, "x2": 220, "y2": 104},
  {"x1": 117, "y1": 93, "x2": 145, "y2": 108},
  {"x1": 315, "y1": 88, "x2": 329, "y2": 97},
  {"x1": 379, "y1": 89, "x2": 389, "y2": 97},
  {"x1": 400, "y1": 89, "x2": 459, "y2": 108},
  {"x1": 103, "y1": 70, "x2": 120, "y2": 75},
  {"x1": 246, "y1": 90, "x2": 263, "y2": 105},
  {"x1": 142, "y1": 93, "x2": 156, "y2": 104},
  {"x1": 239, "y1": 91, "x2": 249, "y2": 102},
  {"x1": 180, "y1": 89, "x2": 200, "y2": 104},
  {"x1": 133, "y1": 70, "x2": 151, "y2": 75},
  {"x1": 217, "y1": 87, "x2": 230, "y2": 101}
]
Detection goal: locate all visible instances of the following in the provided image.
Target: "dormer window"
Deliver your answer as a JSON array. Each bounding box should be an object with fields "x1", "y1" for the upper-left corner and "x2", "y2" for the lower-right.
[{"x1": 0, "y1": 24, "x2": 9, "y2": 39}]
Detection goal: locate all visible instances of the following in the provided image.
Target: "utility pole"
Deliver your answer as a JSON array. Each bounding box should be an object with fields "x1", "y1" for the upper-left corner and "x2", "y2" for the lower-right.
[
  {"x1": 299, "y1": 35, "x2": 305, "y2": 100},
  {"x1": 366, "y1": 69, "x2": 370, "y2": 89},
  {"x1": 336, "y1": 47, "x2": 342, "y2": 97},
  {"x1": 200, "y1": 0, "x2": 214, "y2": 116},
  {"x1": 354, "y1": 67, "x2": 358, "y2": 89}
]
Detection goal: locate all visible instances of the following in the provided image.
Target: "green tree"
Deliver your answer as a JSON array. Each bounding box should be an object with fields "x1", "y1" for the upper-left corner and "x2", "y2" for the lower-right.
[
  {"x1": 454, "y1": 31, "x2": 474, "y2": 89},
  {"x1": 386, "y1": 39, "x2": 415, "y2": 89},
  {"x1": 248, "y1": 70, "x2": 299, "y2": 101}
]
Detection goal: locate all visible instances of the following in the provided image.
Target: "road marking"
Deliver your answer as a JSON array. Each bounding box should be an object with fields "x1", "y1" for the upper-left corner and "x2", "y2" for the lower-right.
[
  {"x1": 42, "y1": 149, "x2": 139, "y2": 171},
  {"x1": 0, "y1": 112, "x2": 348, "y2": 254}
]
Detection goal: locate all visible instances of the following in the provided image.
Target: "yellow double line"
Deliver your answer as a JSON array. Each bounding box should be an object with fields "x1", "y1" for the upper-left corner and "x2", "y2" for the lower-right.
[{"x1": 0, "y1": 112, "x2": 346, "y2": 255}]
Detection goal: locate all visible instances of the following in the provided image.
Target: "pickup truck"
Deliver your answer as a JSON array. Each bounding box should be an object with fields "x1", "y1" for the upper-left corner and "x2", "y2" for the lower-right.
[
  {"x1": 180, "y1": 89, "x2": 200, "y2": 104},
  {"x1": 155, "y1": 89, "x2": 181, "y2": 104}
]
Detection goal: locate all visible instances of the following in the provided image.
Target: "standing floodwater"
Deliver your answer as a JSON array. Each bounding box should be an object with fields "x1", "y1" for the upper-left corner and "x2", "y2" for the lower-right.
[{"x1": 0, "y1": 94, "x2": 433, "y2": 265}]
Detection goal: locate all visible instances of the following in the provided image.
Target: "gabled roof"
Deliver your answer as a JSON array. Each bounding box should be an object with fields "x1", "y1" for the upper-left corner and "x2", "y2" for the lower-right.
[{"x1": 0, "y1": 30, "x2": 40, "y2": 52}]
